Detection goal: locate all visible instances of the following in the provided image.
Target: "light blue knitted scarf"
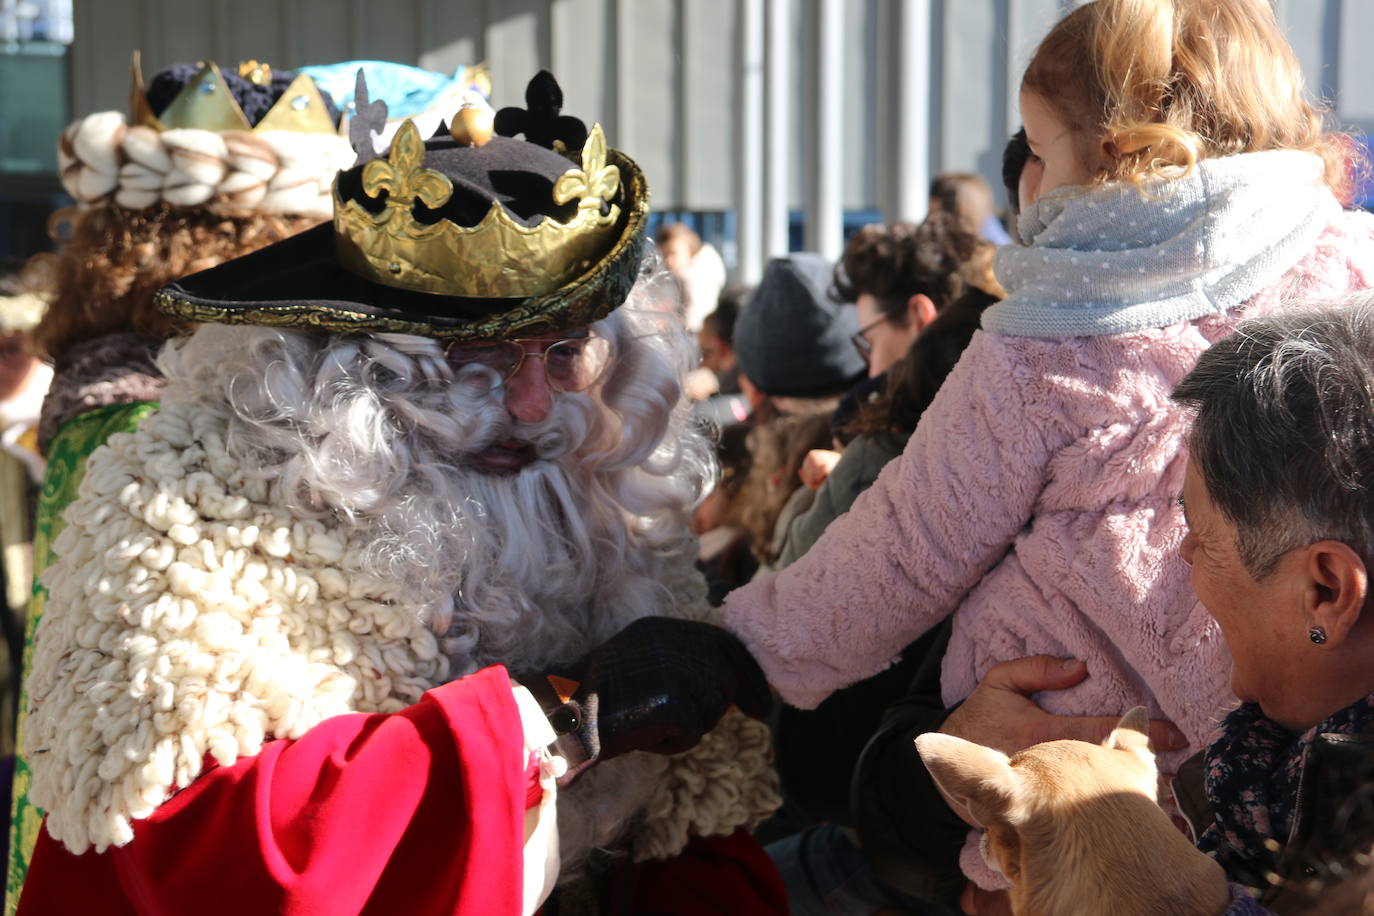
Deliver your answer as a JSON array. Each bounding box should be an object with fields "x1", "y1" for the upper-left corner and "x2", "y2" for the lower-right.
[{"x1": 984, "y1": 150, "x2": 1341, "y2": 338}]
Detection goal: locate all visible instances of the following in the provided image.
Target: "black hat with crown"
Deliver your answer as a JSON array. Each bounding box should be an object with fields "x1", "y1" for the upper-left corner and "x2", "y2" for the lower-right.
[{"x1": 155, "y1": 71, "x2": 649, "y2": 341}]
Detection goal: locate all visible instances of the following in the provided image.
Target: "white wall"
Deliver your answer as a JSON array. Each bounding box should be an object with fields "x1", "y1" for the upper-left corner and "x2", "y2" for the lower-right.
[{"x1": 68, "y1": 0, "x2": 1370, "y2": 274}]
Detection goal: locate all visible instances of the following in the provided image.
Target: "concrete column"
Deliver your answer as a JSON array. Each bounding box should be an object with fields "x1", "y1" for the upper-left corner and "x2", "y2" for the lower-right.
[
  {"x1": 803, "y1": 0, "x2": 844, "y2": 260},
  {"x1": 890, "y1": 0, "x2": 930, "y2": 223},
  {"x1": 763, "y1": 0, "x2": 790, "y2": 260},
  {"x1": 736, "y1": 0, "x2": 766, "y2": 283}
]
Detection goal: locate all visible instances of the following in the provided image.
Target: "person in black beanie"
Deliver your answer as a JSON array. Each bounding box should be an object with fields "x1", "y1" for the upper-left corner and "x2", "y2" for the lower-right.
[
  {"x1": 725, "y1": 253, "x2": 867, "y2": 583},
  {"x1": 734, "y1": 253, "x2": 867, "y2": 416}
]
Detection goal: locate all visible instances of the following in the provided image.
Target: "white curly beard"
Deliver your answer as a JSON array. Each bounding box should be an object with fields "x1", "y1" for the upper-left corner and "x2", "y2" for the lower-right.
[
  {"x1": 351, "y1": 390, "x2": 696, "y2": 676},
  {"x1": 149, "y1": 291, "x2": 775, "y2": 876},
  {"x1": 347, "y1": 400, "x2": 712, "y2": 875}
]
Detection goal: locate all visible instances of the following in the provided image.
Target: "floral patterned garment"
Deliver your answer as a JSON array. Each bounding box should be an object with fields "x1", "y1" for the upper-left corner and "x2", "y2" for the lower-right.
[
  {"x1": 4, "y1": 402, "x2": 157, "y2": 916},
  {"x1": 1224, "y1": 884, "x2": 1275, "y2": 914},
  {"x1": 1197, "y1": 693, "x2": 1374, "y2": 891}
]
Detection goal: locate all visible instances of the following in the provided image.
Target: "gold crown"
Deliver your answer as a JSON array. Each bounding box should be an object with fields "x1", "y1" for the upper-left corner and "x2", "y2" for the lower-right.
[
  {"x1": 333, "y1": 120, "x2": 623, "y2": 298},
  {"x1": 128, "y1": 51, "x2": 337, "y2": 135}
]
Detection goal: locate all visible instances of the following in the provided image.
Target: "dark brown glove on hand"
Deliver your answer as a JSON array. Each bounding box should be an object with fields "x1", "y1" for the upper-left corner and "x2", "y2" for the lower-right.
[{"x1": 519, "y1": 616, "x2": 772, "y2": 785}]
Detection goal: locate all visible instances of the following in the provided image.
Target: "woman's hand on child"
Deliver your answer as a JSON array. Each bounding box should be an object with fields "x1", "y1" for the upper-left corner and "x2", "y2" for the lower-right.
[
  {"x1": 932, "y1": 655, "x2": 1187, "y2": 828},
  {"x1": 940, "y1": 655, "x2": 1189, "y2": 758}
]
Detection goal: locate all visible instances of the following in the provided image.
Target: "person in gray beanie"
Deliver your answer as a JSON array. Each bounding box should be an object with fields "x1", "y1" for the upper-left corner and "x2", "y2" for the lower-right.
[{"x1": 734, "y1": 253, "x2": 866, "y2": 403}]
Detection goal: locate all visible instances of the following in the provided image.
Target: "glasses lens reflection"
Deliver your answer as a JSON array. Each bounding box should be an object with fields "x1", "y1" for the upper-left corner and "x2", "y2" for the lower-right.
[{"x1": 445, "y1": 335, "x2": 613, "y2": 393}]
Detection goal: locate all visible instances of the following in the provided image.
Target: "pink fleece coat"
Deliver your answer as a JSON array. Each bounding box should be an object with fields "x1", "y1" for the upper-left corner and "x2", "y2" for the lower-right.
[{"x1": 722, "y1": 211, "x2": 1374, "y2": 883}]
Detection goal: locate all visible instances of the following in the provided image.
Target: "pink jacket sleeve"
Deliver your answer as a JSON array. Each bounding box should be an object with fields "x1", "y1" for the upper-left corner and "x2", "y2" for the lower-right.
[{"x1": 723, "y1": 332, "x2": 1065, "y2": 708}]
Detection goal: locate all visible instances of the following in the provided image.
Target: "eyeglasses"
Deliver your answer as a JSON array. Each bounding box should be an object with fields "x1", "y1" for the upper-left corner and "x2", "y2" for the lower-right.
[
  {"x1": 444, "y1": 334, "x2": 614, "y2": 393},
  {"x1": 850, "y1": 316, "x2": 890, "y2": 362}
]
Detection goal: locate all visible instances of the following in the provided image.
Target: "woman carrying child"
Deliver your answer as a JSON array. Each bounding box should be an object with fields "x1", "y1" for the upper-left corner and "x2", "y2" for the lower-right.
[{"x1": 722, "y1": 0, "x2": 1374, "y2": 905}]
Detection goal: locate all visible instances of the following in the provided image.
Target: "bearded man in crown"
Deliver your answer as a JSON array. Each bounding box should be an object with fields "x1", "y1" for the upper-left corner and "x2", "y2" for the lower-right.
[{"x1": 15, "y1": 72, "x2": 783, "y2": 916}]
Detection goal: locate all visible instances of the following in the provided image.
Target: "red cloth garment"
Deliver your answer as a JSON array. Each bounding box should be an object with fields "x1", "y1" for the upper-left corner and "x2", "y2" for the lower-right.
[
  {"x1": 18, "y1": 665, "x2": 534, "y2": 916},
  {"x1": 618, "y1": 828, "x2": 790, "y2": 915}
]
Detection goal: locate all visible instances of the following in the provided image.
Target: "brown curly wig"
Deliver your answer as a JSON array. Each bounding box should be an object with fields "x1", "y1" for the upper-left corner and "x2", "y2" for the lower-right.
[{"x1": 28, "y1": 203, "x2": 320, "y2": 362}]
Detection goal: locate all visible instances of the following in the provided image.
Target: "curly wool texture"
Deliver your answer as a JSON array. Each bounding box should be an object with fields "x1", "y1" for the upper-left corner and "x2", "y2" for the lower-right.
[
  {"x1": 27, "y1": 399, "x2": 447, "y2": 853},
  {"x1": 59, "y1": 111, "x2": 355, "y2": 219},
  {"x1": 632, "y1": 707, "x2": 777, "y2": 862},
  {"x1": 27, "y1": 358, "x2": 778, "y2": 861},
  {"x1": 611, "y1": 536, "x2": 778, "y2": 864}
]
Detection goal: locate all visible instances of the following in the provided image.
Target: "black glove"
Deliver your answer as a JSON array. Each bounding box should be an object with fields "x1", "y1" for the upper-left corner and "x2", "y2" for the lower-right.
[{"x1": 519, "y1": 616, "x2": 772, "y2": 784}]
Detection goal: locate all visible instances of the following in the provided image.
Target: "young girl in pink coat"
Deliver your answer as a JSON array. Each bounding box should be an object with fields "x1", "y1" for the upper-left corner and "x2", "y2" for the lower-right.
[{"x1": 722, "y1": 0, "x2": 1374, "y2": 893}]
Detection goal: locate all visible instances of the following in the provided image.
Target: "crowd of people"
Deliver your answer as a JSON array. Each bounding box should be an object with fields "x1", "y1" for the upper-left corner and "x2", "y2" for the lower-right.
[{"x1": 3, "y1": 0, "x2": 1374, "y2": 913}]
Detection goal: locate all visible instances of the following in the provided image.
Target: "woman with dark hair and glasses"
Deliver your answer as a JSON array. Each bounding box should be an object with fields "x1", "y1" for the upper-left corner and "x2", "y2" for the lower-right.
[
  {"x1": 795, "y1": 213, "x2": 1000, "y2": 498},
  {"x1": 839, "y1": 213, "x2": 998, "y2": 379}
]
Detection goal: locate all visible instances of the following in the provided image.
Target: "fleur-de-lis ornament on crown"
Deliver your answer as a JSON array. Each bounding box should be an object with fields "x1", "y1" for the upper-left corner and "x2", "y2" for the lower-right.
[
  {"x1": 553, "y1": 125, "x2": 620, "y2": 217},
  {"x1": 360, "y1": 121, "x2": 454, "y2": 238},
  {"x1": 493, "y1": 69, "x2": 587, "y2": 151}
]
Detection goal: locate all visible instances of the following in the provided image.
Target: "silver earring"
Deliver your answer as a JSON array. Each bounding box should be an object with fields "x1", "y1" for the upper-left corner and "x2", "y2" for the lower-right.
[{"x1": 1309, "y1": 626, "x2": 1327, "y2": 645}]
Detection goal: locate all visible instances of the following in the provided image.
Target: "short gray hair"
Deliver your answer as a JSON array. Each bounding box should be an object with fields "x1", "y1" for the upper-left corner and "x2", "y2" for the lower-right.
[{"x1": 1172, "y1": 295, "x2": 1374, "y2": 578}]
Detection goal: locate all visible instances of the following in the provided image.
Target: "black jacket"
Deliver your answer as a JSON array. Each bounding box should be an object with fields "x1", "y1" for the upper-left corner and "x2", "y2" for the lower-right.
[
  {"x1": 1175, "y1": 726, "x2": 1374, "y2": 914},
  {"x1": 849, "y1": 618, "x2": 968, "y2": 904},
  {"x1": 774, "y1": 632, "x2": 928, "y2": 825}
]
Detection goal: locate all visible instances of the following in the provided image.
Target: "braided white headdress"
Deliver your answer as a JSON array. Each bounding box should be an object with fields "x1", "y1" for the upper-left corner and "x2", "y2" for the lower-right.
[{"x1": 58, "y1": 112, "x2": 355, "y2": 220}]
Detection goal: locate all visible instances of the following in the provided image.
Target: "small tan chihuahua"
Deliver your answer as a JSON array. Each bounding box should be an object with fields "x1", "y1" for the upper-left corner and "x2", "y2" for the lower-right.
[{"x1": 916, "y1": 708, "x2": 1232, "y2": 916}]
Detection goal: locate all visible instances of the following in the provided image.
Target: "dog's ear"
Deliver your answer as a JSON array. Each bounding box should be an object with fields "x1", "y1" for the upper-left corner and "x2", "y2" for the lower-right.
[
  {"x1": 1104, "y1": 706, "x2": 1152, "y2": 757},
  {"x1": 916, "y1": 733, "x2": 1024, "y2": 828}
]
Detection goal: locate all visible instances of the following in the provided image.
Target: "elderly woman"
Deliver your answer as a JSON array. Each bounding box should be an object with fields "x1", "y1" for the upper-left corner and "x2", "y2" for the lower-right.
[{"x1": 1172, "y1": 300, "x2": 1374, "y2": 913}]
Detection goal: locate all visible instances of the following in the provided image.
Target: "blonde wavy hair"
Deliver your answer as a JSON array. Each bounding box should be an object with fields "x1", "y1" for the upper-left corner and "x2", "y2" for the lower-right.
[{"x1": 1023, "y1": 0, "x2": 1356, "y2": 199}]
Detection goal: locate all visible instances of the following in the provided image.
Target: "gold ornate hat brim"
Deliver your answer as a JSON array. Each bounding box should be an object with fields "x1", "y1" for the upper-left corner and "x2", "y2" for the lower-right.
[{"x1": 155, "y1": 148, "x2": 650, "y2": 342}]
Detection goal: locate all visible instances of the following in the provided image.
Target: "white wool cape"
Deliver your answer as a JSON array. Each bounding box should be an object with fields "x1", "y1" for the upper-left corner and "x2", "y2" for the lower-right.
[{"x1": 25, "y1": 397, "x2": 778, "y2": 858}]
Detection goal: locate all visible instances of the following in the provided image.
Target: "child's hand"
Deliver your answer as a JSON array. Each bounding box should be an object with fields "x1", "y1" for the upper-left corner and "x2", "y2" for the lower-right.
[
  {"x1": 799, "y1": 448, "x2": 841, "y2": 490},
  {"x1": 683, "y1": 367, "x2": 719, "y2": 401}
]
